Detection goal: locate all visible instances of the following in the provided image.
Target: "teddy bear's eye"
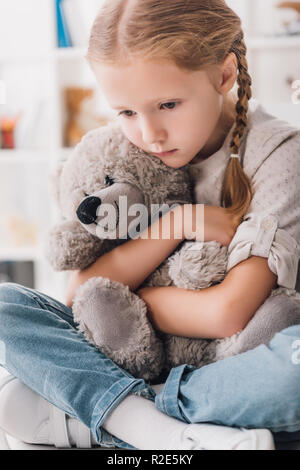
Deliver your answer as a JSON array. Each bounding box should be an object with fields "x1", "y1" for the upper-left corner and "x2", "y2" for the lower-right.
[{"x1": 105, "y1": 175, "x2": 115, "y2": 186}]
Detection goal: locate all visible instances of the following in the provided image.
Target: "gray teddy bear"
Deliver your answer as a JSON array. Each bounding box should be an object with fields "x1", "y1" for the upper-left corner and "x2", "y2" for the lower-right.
[{"x1": 45, "y1": 120, "x2": 300, "y2": 384}]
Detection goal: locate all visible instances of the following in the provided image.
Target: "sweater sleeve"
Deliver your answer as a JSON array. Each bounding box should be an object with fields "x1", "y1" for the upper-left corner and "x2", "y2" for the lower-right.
[{"x1": 226, "y1": 131, "x2": 300, "y2": 290}]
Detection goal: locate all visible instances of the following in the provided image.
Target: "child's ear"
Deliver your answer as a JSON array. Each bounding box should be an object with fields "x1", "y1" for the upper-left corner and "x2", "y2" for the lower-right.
[{"x1": 220, "y1": 52, "x2": 238, "y2": 94}]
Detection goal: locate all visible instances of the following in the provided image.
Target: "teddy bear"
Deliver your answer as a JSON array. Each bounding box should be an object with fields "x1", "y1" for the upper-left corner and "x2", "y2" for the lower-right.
[{"x1": 44, "y1": 120, "x2": 300, "y2": 384}]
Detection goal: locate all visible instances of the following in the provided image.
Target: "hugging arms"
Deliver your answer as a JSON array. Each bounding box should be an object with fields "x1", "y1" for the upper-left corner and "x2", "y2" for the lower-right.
[{"x1": 65, "y1": 203, "x2": 277, "y2": 340}]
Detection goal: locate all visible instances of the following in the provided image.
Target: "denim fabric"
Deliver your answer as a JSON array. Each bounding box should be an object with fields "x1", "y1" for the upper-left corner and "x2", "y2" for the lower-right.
[
  {"x1": 155, "y1": 324, "x2": 300, "y2": 439},
  {"x1": 1, "y1": 282, "x2": 300, "y2": 448},
  {"x1": 0, "y1": 282, "x2": 156, "y2": 449}
]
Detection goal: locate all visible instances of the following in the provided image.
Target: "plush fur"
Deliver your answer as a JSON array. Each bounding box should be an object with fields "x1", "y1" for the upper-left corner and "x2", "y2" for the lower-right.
[{"x1": 45, "y1": 120, "x2": 300, "y2": 384}]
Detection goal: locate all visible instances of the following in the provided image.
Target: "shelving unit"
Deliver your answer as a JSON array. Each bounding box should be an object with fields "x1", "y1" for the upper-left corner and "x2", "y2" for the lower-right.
[
  {"x1": 0, "y1": 0, "x2": 299, "y2": 302},
  {"x1": 0, "y1": 1, "x2": 108, "y2": 302},
  {"x1": 0, "y1": 149, "x2": 51, "y2": 163}
]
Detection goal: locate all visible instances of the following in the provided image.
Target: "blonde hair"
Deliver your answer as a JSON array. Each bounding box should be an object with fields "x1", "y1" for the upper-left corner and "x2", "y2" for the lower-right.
[{"x1": 86, "y1": 0, "x2": 253, "y2": 219}]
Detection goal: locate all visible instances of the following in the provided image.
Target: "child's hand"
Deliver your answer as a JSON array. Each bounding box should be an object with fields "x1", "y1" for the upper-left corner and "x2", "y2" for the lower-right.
[
  {"x1": 182, "y1": 204, "x2": 241, "y2": 247},
  {"x1": 204, "y1": 206, "x2": 241, "y2": 247}
]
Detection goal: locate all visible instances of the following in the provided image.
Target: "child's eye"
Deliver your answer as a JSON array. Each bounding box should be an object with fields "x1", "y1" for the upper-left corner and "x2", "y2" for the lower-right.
[
  {"x1": 119, "y1": 110, "x2": 135, "y2": 118},
  {"x1": 119, "y1": 102, "x2": 179, "y2": 118},
  {"x1": 161, "y1": 101, "x2": 179, "y2": 111}
]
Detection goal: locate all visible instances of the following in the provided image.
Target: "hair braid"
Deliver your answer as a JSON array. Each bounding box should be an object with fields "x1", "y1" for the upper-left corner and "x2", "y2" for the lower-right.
[{"x1": 221, "y1": 32, "x2": 254, "y2": 219}]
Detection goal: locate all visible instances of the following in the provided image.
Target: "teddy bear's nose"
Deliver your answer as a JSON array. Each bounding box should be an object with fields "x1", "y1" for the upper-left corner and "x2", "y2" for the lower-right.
[{"x1": 76, "y1": 197, "x2": 102, "y2": 225}]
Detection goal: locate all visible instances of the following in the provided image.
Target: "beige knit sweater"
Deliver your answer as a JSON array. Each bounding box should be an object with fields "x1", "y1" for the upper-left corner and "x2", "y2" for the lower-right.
[{"x1": 188, "y1": 98, "x2": 300, "y2": 291}]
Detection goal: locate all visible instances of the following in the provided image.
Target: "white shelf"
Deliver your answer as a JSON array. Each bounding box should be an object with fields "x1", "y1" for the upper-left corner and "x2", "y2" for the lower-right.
[
  {"x1": 0, "y1": 149, "x2": 51, "y2": 164},
  {"x1": 0, "y1": 47, "x2": 88, "y2": 64},
  {"x1": 0, "y1": 148, "x2": 76, "y2": 165},
  {"x1": 0, "y1": 246, "x2": 44, "y2": 262},
  {"x1": 0, "y1": 53, "x2": 52, "y2": 64}
]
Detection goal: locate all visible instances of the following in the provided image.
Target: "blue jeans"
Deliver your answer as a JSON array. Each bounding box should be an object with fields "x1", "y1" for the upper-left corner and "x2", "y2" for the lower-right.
[{"x1": 0, "y1": 282, "x2": 299, "y2": 449}]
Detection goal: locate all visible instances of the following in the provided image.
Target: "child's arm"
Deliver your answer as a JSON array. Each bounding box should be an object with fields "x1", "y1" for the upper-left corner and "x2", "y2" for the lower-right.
[
  {"x1": 137, "y1": 256, "x2": 278, "y2": 339},
  {"x1": 138, "y1": 133, "x2": 299, "y2": 339},
  {"x1": 65, "y1": 204, "x2": 238, "y2": 308}
]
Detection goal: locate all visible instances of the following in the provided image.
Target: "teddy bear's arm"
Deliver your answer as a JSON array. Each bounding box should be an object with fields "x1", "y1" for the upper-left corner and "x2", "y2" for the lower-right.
[{"x1": 44, "y1": 219, "x2": 116, "y2": 271}]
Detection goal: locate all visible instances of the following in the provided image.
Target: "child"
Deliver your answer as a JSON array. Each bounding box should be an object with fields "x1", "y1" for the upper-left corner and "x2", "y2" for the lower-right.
[{"x1": 0, "y1": 0, "x2": 300, "y2": 450}]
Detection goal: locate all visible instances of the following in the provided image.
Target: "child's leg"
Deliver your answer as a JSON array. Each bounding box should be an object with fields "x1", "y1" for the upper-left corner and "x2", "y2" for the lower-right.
[
  {"x1": 0, "y1": 282, "x2": 275, "y2": 450},
  {"x1": 0, "y1": 282, "x2": 156, "y2": 449},
  {"x1": 155, "y1": 318, "x2": 300, "y2": 435}
]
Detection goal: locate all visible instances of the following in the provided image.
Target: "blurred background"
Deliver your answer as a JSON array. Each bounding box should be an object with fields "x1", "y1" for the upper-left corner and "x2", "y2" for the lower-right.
[{"x1": 0, "y1": 0, "x2": 299, "y2": 303}]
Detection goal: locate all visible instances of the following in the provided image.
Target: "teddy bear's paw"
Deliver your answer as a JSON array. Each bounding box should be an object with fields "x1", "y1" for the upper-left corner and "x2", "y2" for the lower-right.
[
  {"x1": 213, "y1": 333, "x2": 242, "y2": 362},
  {"x1": 72, "y1": 276, "x2": 165, "y2": 382},
  {"x1": 168, "y1": 241, "x2": 228, "y2": 290},
  {"x1": 44, "y1": 220, "x2": 105, "y2": 271}
]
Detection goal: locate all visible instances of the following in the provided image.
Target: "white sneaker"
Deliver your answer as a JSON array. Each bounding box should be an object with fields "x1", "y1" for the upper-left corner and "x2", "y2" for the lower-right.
[
  {"x1": 0, "y1": 374, "x2": 275, "y2": 451},
  {"x1": 178, "y1": 422, "x2": 275, "y2": 450},
  {"x1": 0, "y1": 374, "x2": 97, "y2": 448}
]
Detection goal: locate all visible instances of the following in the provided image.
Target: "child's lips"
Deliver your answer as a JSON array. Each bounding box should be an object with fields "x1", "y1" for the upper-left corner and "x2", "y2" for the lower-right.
[{"x1": 152, "y1": 149, "x2": 178, "y2": 157}]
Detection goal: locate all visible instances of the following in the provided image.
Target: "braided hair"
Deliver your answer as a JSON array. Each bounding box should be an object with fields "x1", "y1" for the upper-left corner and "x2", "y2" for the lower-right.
[{"x1": 221, "y1": 31, "x2": 254, "y2": 218}]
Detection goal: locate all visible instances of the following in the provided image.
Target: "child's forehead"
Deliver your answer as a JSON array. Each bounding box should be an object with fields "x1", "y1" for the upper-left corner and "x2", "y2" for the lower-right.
[
  {"x1": 91, "y1": 59, "x2": 210, "y2": 107},
  {"x1": 92, "y1": 57, "x2": 208, "y2": 80}
]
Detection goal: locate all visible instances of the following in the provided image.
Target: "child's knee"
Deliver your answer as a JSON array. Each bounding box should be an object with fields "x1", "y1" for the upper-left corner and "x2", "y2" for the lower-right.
[
  {"x1": 0, "y1": 282, "x2": 28, "y2": 305},
  {"x1": 270, "y1": 323, "x2": 300, "y2": 351},
  {"x1": 0, "y1": 283, "x2": 37, "y2": 330},
  {"x1": 279, "y1": 362, "x2": 300, "y2": 417}
]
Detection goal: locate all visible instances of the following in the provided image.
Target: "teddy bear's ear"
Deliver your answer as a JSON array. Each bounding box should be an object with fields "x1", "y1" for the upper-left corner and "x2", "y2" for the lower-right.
[{"x1": 48, "y1": 161, "x2": 66, "y2": 211}]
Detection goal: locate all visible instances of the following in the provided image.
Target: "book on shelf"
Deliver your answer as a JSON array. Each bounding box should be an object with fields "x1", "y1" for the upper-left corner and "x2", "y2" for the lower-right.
[
  {"x1": 57, "y1": 0, "x2": 103, "y2": 48},
  {"x1": 56, "y1": 0, "x2": 73, "y2": 48}
]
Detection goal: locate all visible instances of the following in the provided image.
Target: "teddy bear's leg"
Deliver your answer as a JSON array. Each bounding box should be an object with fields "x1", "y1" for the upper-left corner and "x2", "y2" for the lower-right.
[
  {"x1": 163, "y1": 334, "x2": 217, "y2": 370},
  {"x1": 72, "y1": 276, "x2": 165, "y2": 382},
  {"x1": 214, "y1": 289, "x2": 300, "y2": 362}
]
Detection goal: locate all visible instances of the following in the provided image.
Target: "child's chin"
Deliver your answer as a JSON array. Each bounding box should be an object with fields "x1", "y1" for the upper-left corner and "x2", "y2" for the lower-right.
[{"x1": 163, "y1": 160, "x2": 186, "y2": 169}]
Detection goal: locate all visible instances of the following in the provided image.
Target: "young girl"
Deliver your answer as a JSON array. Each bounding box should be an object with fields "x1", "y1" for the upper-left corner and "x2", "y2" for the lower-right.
[{"x1": 0, "y1": 0, "x2": 300, "y2": 450}]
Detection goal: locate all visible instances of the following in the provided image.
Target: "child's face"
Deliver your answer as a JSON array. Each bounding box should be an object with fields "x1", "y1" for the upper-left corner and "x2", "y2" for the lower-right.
[{"x1": 91, "y1": 57, "x2": 236, "y2": 168}]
